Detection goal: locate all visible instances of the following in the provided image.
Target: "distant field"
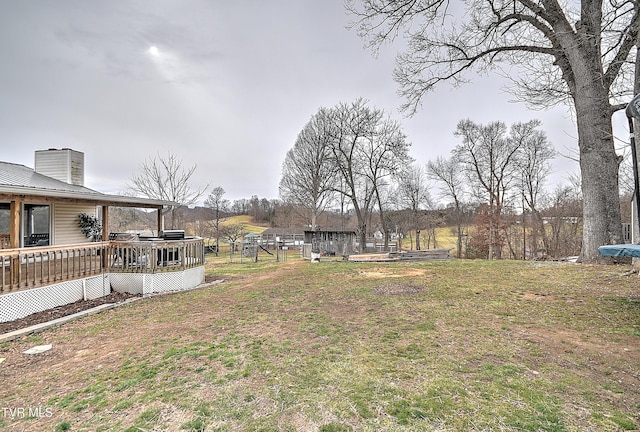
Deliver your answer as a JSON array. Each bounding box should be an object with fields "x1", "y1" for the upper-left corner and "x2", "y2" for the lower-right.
[
  {"x1": 220, "y1": 215, "x2": 268, "y2": 235},
  {"x1": 398, "y1": 227, "x2": 459, "y2": 253},
  {"x1": 1, "y1": 258, "x2": 638, "y2": 431}
]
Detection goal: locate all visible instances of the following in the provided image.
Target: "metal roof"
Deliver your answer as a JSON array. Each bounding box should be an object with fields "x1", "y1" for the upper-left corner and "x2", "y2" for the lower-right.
[{"x1": 0, "y1": 161, "x2": 177, "y2": 208}]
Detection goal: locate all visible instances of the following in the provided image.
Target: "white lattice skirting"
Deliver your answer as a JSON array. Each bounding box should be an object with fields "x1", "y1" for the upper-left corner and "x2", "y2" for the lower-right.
[
  {"x1": 0, "y1": 267, "x2": 205, "y2": 323},
  {"x1": 110, "y1": 267, "x2": 205, "y2": 296}
]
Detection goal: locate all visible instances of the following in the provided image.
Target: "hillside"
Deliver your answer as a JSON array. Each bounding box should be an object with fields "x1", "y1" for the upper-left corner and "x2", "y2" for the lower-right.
[{"x1": 219, "y1": 215, "x2": 268, "y2": 235}]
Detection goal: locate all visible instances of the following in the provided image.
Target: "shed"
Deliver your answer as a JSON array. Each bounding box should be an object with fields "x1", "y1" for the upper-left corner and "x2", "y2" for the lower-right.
[
  {"x1": 261, "y1": 227, "x2": 305, "y2": 249},
  {"x1": 303, "y1": 228, "x2": 357, "y2": 257}
]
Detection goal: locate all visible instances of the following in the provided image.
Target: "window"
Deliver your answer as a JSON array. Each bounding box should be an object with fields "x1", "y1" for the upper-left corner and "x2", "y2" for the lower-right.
[
  {"x1": 0, "y1": 203, "x2": 8, "y2": 235},
  {"x1": 23, "y1": 204, "x2": 50, "y2": 246}
]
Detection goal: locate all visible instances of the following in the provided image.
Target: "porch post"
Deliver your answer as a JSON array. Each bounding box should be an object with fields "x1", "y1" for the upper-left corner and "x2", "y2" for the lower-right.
[
  {"x1": 9, "y1": 200, "x2": 20, "y2": 249},
  {"x1": 101, "y1": 206, "x2": 109, "y2": 241},
  {"x1": 157, "y1": 207, "x2": 163, "y2": 236},
  {"x1": 101, "y1": 205, "x2": 109, "y2": 269},
  {"x1": 10, "y1": 199, "x2": 20, "y2": 285}
]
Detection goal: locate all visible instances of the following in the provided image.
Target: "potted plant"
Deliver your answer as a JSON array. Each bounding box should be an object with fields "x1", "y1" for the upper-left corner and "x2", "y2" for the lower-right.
[{"x1": 78, "y1": 213, "x2": 102, "y2": 241}]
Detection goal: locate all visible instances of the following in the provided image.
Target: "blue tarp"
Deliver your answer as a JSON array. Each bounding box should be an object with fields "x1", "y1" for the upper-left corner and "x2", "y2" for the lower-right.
[{"x1": 598, "y1": 244, "x2": 640, "y2": 258}]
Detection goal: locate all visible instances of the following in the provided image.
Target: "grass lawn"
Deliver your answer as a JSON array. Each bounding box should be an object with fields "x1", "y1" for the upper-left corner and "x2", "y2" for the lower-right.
[{"x1": 0, "y1": 257, "x2": 638, "y2": 431}]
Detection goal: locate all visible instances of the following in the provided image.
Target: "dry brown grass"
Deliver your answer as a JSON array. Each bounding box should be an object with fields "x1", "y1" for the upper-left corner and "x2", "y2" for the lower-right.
[{"x1": 0, "y1": 258, "x2": 638, "y2": 431}]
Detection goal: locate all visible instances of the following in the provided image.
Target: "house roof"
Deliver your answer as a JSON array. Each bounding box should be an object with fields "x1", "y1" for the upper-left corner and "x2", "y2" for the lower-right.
[{"x1": 0, "y1": 162, "x2": 176, "y2": 208}]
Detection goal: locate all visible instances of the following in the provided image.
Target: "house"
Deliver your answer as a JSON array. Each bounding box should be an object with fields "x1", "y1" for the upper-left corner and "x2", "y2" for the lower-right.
[{"x1": 0, "y1": 149, "x2": 205, "y2": 323}]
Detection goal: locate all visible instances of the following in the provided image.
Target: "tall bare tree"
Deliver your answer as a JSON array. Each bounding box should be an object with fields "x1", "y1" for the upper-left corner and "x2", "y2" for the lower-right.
[
  {"x1": 279, "y1": 108, "x2": 337, "y2": 229},
  {"x1": 453, "y1": 120, "x2": 527, "y2": 259},
  {"x1": 395, "y1": 164, "x2": 432, "y2": 250},
  {"x1": 514, "y1": 121, "x2": 556, "y2": 257},
  {"x1": 348, "y1": 0, "x2": 639, "y2": 262},
  {"x1": 325, "y1": 98, "x2": 411, "y2": 252},
  {"x1": 128, "y1": 152, "x2": 207, "y2": 229},
  {"x1": 363, "y1": 113, "x2": 413, "y2": 249},
  {"x1": 427, "y1": 156, "x2": 467, "y2": 258},
  {"x1": 326, "y1": 99, "x2": 379, "y2": 252}
]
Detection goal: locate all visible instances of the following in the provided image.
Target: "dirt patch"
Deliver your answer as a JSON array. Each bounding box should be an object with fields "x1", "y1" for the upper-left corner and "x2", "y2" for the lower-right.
[
  {"x1": 0, "y1": 274, "x2": 222, "y2": 335},
  {"x1": 0, "y1": 291, "x2": 139, "y2": 335},
  {"x1": 359, "y1": 268, "x2": 430, "y2": 278},
  {"x1": 373, "y1": 284, "x2": 425, "y2": 295}
]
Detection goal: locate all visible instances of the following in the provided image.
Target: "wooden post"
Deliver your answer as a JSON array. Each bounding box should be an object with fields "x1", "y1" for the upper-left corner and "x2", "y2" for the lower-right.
[
  {"x1": 101, "y1": 206, "x2": 109, "y2": 269},
  {"x1": 101, "y1": 206, "x2": 109, "y2": 241},
  {"x1": 157, "y1": 207, "x2": 163, "y2": 236},
  {"x1": 9, "y1": 200, "x2": 20, "y2": 249},
  {"x1": 9, "y1": 200, "x2": 20, "y2": 285}
]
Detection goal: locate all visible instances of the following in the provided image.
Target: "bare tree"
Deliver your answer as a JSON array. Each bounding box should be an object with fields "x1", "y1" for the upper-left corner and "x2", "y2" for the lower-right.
[
  {"x1": 204, "y1": 186, "x2": 229, "y2": 255},
  {"x1": 128, "y1": 152, "x2": 207, "y2": 229},
  {"x1": 279, "y1": 108, "x2": 337, "y2": 229},
  {"x1": 363, "y1": 114, "x2": 413, "y2": 249},
  {"x1": 454, "y1": 120, "x2": 524, "y2": 258},
  {"x1": 325, "y1": 99, "x2": 380, "y2": 252},
  {"x1": 395, "y1": 164, "x2": 432, "y2": 250},
  {"x1": 231, "y1": 199, "x2": 250, "y2": 215},
  {"x1": 220, "y1": 223, "x2": 246, "y2": 253},
  {"x1": 545, "y1": 185, "x2": 583, "y2": 258},
  {"x1": 514, "y1": 121, "x2": 556, "y2": 258},
  {"x1": 325, "y1": 98, "x2": 411, "y2": 252},
  {"x1": 427, "y1": 156, "x2": 467, "y2": 258},
  {"x1": 348, "y1": 0, "x2": 638, "y2": 262}
]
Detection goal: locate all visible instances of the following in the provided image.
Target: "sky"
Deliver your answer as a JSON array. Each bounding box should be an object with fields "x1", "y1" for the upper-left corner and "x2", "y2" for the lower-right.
[{"x1": 0, "y1": 0, "x2": 631, "y2": 204}]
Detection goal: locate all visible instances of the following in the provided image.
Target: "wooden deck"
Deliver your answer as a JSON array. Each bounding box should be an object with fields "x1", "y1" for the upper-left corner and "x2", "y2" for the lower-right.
[{"x1": 0, "y1": 238, "x2": 205, "y2": 293}]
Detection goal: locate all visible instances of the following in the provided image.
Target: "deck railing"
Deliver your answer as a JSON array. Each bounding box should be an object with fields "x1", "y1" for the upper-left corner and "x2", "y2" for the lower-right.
[{"x1": 0, "y1": 238, "x2": 205, "y2": 293}]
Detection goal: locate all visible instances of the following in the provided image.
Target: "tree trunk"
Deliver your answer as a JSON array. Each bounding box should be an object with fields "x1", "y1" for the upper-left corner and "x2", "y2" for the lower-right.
[
  {"x1": 532, "y1": 209, "x2": 548, "y2": 259},
  {"x1": 359, "y1": 224, "x2": 367, "y2": 253},
  {"x1": 575, "y1": 93, "x2": 623, "y2": 262},
  {"x1": 415, "y1": 229, "x2": 421, "y2": 250},
  {"x1": 375, "y1": 191, "x2": 390, "y2": 251},
  {"x1": 311, "y1": 210, "x2": 317, "y2": 231},
  {"x1": 351, "y1": 201, "x2": 367, "y2": 254}
]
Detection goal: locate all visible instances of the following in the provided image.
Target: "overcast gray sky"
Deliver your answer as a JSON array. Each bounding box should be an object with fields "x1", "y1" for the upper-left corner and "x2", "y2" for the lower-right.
[{"x1": 0, "y1": 0, "x2": 629, "y2": 203}]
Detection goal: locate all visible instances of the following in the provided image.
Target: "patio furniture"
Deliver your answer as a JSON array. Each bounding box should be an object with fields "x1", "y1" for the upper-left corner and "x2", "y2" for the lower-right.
[{"x1": 25, "y1": 233, "x2": 49, "y2": 247}]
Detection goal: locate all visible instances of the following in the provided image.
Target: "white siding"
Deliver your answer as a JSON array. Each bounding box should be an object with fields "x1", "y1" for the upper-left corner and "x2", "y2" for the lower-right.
[
  {"x1": 53, "y1": 203, "x2": 97, "y2": 245},
  {"x1": 34, "y1": 149, "x2": 84, "y2": 186}
]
